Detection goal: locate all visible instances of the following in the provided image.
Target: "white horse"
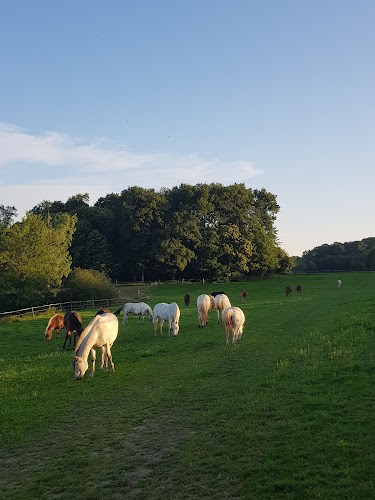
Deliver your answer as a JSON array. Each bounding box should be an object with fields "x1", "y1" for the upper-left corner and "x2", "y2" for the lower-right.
[
  {"x1": 214, "y1": 293, "x2": 232, "y2": 323},
  {"x1": 196, "y1": 294, "x2": 212, "y2": 328},
  {"x1": 115, "y1": 302, "x2": 153, "y2": 325},
  {"x1": 153, "y1": 302, "x2": 180, "y2": 336},
  {"x1": 337, "y1": 280, "x2": 342, "y2": 288},
  {"x1": 223, "y1": 307, "x2": 245, "y2": 346},
  {"x1": 74, "y1": 313, "x2": 118, "y2": 380}
]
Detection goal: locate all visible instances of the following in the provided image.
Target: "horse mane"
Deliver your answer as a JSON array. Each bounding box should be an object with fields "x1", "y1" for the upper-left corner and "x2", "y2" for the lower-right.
[
  {"x1": 46, "y1": 315, "x2": 57, "y2": 329},
  {"x1": 75, "y1": 316, "x2": 100, "y2": 354}
]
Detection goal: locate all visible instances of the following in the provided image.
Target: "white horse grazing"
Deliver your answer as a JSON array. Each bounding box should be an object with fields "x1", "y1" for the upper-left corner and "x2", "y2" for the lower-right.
[
  {"x1": 153, "y1": 302, "x2": 180, "y2": 336},
  {"x1": 337, "y1": 280, "x2": 342, "y2": 288},
  {"x1": 197, "y1": 294, "x2": 212, "y2": 328},
  {"x1": 223, "y1": 307, "x2": 245, "y2": 346},
  {"x1": 115, "y1": 302, "x2": 153, "y2": 325},
  {"x1": 74, "y1": 313, "x2": 118, "y2": 380},
  {"x1": 214, "y1": 293, "x2": 232, "y2": 323}
]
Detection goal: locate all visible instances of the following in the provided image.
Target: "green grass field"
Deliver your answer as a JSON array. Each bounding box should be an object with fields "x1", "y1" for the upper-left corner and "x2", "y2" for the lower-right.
[{"x1": 1, "y1": 273, "x2": 375, "y2": 499}]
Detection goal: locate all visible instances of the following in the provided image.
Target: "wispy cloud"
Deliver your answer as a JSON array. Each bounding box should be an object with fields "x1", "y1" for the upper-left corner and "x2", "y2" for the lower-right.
[{"x1": 0, "y1": 123, "x2": 262, "y2": 216}]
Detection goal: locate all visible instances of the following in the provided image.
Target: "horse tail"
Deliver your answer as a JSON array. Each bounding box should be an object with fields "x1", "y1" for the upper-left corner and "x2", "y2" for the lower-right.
[{"x1": 113, "y1": 306, "x2": 123, "y2": 316}]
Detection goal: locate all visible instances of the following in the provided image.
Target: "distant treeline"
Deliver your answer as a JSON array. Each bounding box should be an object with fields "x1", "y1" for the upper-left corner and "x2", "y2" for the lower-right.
[
  {"x1": 30, "y1": 183, "x2": 293, "y2": 282},
  {"x1": 294, "y1": 238, "x2": 375, "y2": 272}
]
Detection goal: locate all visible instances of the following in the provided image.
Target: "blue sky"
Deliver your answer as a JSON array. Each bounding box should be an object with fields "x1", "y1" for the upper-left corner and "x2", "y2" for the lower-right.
[{"x1": 0, "y1": 0, "x2": 374, "y2": 256}]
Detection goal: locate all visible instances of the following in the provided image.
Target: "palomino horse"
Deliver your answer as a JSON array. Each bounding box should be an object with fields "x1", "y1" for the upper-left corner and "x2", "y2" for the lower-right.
[
  {"x1": 197, "y1": 294, "x2": 212, "y2": 328},
  {"x1": 153, "y1": 302, "x2": 180, "y2": 336},
  {"x1": 44, "y1": 314, "x2": 64, "y2": 341},
  {"x1": 223, "y1": 307, "x2": 245, "y2": 346},
  {"x1": 74, "y1": 313, "x2": 119, "y2": 380},
  {"x1": 62, "y1": 311, "x2": 83, "y2": 349},
  {"x1": 214, "y1": 294, "x2": 232, "y2": 323},
  {"x1": 114, "y1": 302, "x2": 153, "y2": 325}
]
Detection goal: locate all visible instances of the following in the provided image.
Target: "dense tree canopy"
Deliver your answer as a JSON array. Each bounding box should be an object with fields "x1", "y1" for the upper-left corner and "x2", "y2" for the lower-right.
[
  {"x1": 31, "y1": 183, "x2": 292, "y2": 282},
  {"x1": 294, "y1": 238, "x2": 375, "y2": 272},
  {"x1": 0, "y1": 212, "x2": 76, "y2": 310}
]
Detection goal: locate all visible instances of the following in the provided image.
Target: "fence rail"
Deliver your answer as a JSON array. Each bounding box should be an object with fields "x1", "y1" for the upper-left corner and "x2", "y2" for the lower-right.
[{"x1": 0, "y1": 298, "x2": 126, "y2": 320}]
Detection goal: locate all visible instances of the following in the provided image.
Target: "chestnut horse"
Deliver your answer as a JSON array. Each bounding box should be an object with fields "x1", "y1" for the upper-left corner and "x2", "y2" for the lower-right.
[
  {"x1": 241, "y1": 290, "x2": 248, "y2": 301},
  {"x1": 44, "y1": 314, "x2": 64, "y2": 341},
  {"x1": 62, "y1": 311, "x2": 83, "y2": 349}
]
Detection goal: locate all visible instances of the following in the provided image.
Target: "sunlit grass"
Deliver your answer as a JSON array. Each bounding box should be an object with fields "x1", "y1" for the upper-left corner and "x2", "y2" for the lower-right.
[{"x1": 1, "y1": 273, "x2": 375, "y2": 498}]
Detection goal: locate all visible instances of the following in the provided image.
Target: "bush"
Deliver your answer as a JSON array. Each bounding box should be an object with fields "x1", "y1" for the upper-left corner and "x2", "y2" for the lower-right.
[{"x1": 57, "y1": 268, "x2": 119, "y2": 301}]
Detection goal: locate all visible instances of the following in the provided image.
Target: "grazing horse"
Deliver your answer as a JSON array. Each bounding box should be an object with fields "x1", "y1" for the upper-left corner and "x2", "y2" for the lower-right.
[
  {"x1": 285, "y1": 286, "x2": 292, "y2": 297},
  {"x1": 95, "y1": 308, "x2": 111, "y2": 316},
  {"x1": 296, "y1": 284, "x2": 302, "y2": 294},
  {"x1": 197, "y1": 294, "x2": 212, "y2": 328},
  {"x1": 62, "y1": 311, "x2": 83, "y2": 349},
  {"x1": 211, "y1": 291, "x2": 225, "y2": 298},
  {"x1": 153, "y1": 302, "x2": 180, "y2": 336},
  {"x1": 241, "y1": 290, "x2": 248, "y2": 301},
  {"x1": 214, "y1": 294, "x2": 232, "y2": 323},
  {"x1": 114, "y1": 302, "x2": 153, "y2": 325},
  {"x1": 74, "y1": 313, "x2": 118, "y2": 380},
  {"x1": 223, "y1": 307, "x2": 245, "y2": 346},
  {"x1": 44, "y1": 314, "x2": 64, "y2": 341},
  {"x1": 337, "y1": 280, "x2": 342, "y2": 288},
  {"x1": 184, "y1": 294, "x2": 191, "y2": 308}
]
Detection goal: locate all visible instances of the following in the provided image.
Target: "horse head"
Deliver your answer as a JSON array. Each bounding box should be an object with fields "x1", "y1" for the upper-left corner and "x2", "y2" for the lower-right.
[{"x1": 74, "y1": 355, "x2": 88, "y2": 380}]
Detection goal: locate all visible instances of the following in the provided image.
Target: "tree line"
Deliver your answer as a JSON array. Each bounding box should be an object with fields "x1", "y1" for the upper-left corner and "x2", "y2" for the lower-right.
[
  {"x1": 294, "y1": 238, "x2": 375, "y2": 272},
  {"x1": 0, "y1": 183, "x2": 294, "y2": 311}
]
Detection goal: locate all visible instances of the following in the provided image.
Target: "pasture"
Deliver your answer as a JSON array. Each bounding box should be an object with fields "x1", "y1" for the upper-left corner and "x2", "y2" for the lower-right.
[{"x1": 1, "y1": 273, "x2": 375, "y2": 499}]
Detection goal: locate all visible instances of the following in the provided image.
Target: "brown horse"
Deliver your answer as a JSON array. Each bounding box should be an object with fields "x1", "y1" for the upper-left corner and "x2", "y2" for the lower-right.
[
  {"x1": 296, "y1": 284, "x2": 302, "y2": 294},
  {"x1": 285, "y1": 286, "x2": 292, "y2": 297},
  {"x1": 44, "y1": 314, "x2": 64, "y2": 341},
  {"x1": 184, "y1": 294, "x2": 191, "y2": 308},
  {"x1": 95, "y1": 308, "x2": 111, "y2": 316},
  {"x1": 62, "y1": 311, "x2": 83, "y2": 349},
  {"x1": 241, "y1": 290, "x2": 248, "y2": 301}
]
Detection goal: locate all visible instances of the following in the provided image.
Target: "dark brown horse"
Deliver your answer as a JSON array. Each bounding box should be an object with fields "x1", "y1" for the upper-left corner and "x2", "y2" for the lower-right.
[
  {"x1": 241, "y1": 290, "x2": 248, "y2": 301},
  {"x1": 296, "y1": 284, "x2": 302, "y2": 294},
  {"x1": 62, "y1": 311, "x2": 83, "y2": 349},
  {"x1": 184, "y1": 294, "x2": 191, "y2": 308},
  {"x1": 211, "y1": 291, "x2": 225, "y2": 297},
  {"x1": 44, "y1": 314, "x2": 64, "y2": 341},
  {"x1": 285, "y1": 286, "x2": 292, "y2": 297}
]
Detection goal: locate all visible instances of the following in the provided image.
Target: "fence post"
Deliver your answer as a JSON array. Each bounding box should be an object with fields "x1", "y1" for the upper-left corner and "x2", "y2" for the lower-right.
[{"x1": 31, "y1": 307, "x2": 35, "y2": 317}]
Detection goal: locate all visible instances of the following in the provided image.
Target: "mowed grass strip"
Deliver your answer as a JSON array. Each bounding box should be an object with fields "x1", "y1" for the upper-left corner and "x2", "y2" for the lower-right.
[{"x1": 0, "y1": 273, "x2": 375, "y2": 499}]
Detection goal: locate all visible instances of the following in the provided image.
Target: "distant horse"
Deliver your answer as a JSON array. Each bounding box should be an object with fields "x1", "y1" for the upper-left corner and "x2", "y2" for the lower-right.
[
  {"x1": 44, "y1": 314, "x2": 64, "y2": 341},
  {"x1": 74, "y1": 313, "x2": 118, "y2": 380},
  {"x1": 114, "y1": 302, "x2": 153, "y2": 325},
  {"x1": 153, "y1": 302, "x2": 180, "y2": 336},
  {"x1": 214, "y1": 294, "x2": 232, "y2": 323},
  {"x1": 184, "y1": 294, "x2": 191, "y2": 308},
  {"x1": 241, "y1": 290, "x2": 248, "y2": 301},
  {"x1": 197, "y1": 294, "x2": 212, "y2": 328},
  {"x1": 211, "y1": 291, "x2": 225, "y2": 298},
  {"x1": 285, "y1": 286, "x2": 292, "y2": 297},
  {"x1": 95, "y1": 308, "x2": 111, "y2": 316},
  {"x1": 337, "y1": 280, "x2": 342, "y2": 288},
  {"x1": 62, "y1": 311, "x2": 83, "y2": 349},
  {"x1": 296, "y1": 284, "x2": 302, "y2": 294},
  {"x1": 223, "y1": 307, "x2": 245, "y2": 346}
]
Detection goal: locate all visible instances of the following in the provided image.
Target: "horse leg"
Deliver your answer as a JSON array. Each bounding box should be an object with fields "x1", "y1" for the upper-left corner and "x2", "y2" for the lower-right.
[
  {"x1": 56, "y1": 328, "x2": 60, "y2": 340},
  {"x1": 160, "y1": 319, "x2": 164, "y2": 336},
  {"x1": 89, "y1": 348, "x2": 96, "y2": 378},
  {"x1": 62, "y1": 331, "x2": 69, "y2": 349},
  {"x1": 106, "y1": 343, "x2": 115, "y2": 372},
  {"x1": 217, "y1": 309, "x2": 220, "y2": 324},
  {"x1": 154, "y1": 318, "x2": 158, "y2": 336},
  {"x1": 100, "y1": 346, "x2": 108, "y2": 371}
]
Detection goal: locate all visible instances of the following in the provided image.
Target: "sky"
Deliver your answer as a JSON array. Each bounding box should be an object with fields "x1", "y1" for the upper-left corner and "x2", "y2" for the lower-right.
[{"x1": 0, "y1": 0, "x2": 374, "y2": 257}]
